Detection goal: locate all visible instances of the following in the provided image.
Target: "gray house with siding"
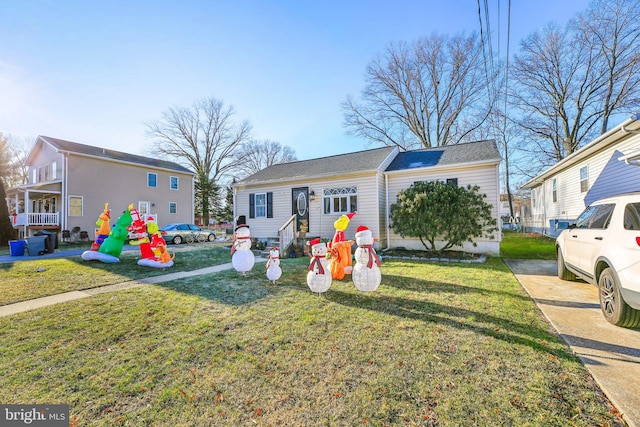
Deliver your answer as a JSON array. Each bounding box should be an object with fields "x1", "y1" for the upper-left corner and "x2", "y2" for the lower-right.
[
  {"x1": 6, "y1": 136, "x2": 195, "y2": 240},
  {"x1": 521, "y1": 114, "x2": 640, "y2": 236},
  {"x1": 233, "y1": 140, "x2": 502, "y2": 255}
]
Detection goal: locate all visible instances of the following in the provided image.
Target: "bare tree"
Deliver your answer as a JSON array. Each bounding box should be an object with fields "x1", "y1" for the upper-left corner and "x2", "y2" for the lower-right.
[
  {"x1": 512, "y1": 1, "x2": 640, "y2": 166},
  {"x1": 511, "y1": 23, "x2": 605, "y2": 165},
  {"x1": 342, "y1": 32, "x2": 494, "y2": 149},
  {"x1": 0, "y1": 134, "x2": 17, "y2": 245},
  {"x1": 574, "y1": 0, "x2": 640, "y2": 134},
  {"x1": 146, "y1": 97, "x2": 252, "y2": 226},
  {"x1": 0, "y1": 133, "x2": 29, "y2": 188},
  {"x1": 236, "y1": 139, "x2": 297, "y2": 178}
]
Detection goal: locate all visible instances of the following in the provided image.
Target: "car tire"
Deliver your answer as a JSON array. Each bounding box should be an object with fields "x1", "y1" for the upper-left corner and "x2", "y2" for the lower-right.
[
  {"x1": 599, "y1": 268, "x2": 640, "y2": 328},
  {"x1": 172, "y1": 235, "x2": 183, "y2": 245},
  {"x1": 207, "y1": 233, "x2": 216, "y2": 242},
  {"x1": 557, "y1": 248, "x2": 576, "y2": 281}
]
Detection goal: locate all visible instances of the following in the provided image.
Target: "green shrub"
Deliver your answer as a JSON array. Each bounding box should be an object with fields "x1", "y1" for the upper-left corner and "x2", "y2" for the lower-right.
[{"x1": 390, "y1": 181, "x2": 498, "y2": 253}]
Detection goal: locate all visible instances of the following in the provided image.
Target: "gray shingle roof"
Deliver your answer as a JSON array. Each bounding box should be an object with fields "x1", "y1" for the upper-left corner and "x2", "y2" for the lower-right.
[
  {"x1": 235, "y1": 146, "x2": 397, "y2": 185},
  {"x1": 39, "y1": 136, "x2": 194, "y2": 174},
  {"x1": 385, "y1": 140, "x2": 501, "y2": 172}
]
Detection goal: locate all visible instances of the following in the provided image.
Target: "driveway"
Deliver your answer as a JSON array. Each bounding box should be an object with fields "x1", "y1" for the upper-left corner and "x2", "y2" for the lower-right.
[{"x1": 505, "y1": 259, "x2": 640, "y2": 427}]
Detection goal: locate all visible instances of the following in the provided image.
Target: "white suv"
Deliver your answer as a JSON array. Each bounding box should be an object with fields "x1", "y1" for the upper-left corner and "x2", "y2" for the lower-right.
[{"x1": 556, "y1": 193, "x2": 640, "y2": 328}]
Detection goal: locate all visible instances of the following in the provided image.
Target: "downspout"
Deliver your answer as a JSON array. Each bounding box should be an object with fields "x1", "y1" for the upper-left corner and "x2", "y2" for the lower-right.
[
  {"x1": 383, "y1": 172, "x2": 390, "y2": 251},
  {"x1": 621, "y1": 125, "x2": 640, "y2": 135},
  {"x1": 620, "y1": 126, "x2": 640, "y2": 165},
  {"x1": 232, "y1": 185, "x2": 237, "y2": 224},
  {"x1": 495, "y1": 164, "x2": 501, "y2": 243},
  {"x1": 63, "y1": 152, "x2": 68, "y2": 231},
  {"x1": 192, "y1": 176, "x2": 196, "y2": 224}
]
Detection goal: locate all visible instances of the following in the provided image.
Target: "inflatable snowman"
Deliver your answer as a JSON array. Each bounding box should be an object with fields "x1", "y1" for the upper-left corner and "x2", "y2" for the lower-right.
[
  {"x1": 265, "y1": 247, "x2": 282, "y2": 283},
  {"x1": 352, "y1": 225, "x2": 382, "y2": 292},
  {"x1": 306, "y1": 238, "x2": 332, "y2": 293},
  {"x1": 231, "y1": 216, "x2": 255, "y2": 275}
]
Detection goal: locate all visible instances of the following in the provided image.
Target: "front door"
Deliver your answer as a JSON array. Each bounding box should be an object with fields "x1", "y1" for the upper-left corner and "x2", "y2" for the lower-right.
[{"x1": 292, "y1": 187, "x2": 309, "y2": 233}]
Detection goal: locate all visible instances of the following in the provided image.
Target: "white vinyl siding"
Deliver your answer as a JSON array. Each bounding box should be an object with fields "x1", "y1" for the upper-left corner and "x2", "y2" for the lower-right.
[
  {"x1": 386, "y1": 163, "x2": 500, "y2": 253},
  {"x1": 528, "y1": 134, "x2": 640, "y2": 227},
  {"x1": 234, "y1": 173, "x2": 382, "y2": 242}
]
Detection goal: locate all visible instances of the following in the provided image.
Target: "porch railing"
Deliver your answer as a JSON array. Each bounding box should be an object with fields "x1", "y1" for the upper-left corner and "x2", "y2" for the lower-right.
[
  {"x1": 10, "y1": 212, "x2": 60, "y2": 227},
  {"x1": 278, "y1": 214, "x2": 297, "y2": 254}
]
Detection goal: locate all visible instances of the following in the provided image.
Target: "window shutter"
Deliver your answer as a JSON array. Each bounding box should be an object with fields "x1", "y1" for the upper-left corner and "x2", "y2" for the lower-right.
[
  {"x1": 249, "y1": 193, "x2": 255, "y2": 219},
  {"x1": 267, "y1": 192, "x2": 273, "y2": 218}
]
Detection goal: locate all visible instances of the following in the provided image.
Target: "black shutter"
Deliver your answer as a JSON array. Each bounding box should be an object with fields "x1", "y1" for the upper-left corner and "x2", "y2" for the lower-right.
[
  {"x1": 267, "y1": 192, "x2": 273, "y2": 218},
  {"x1": 249, "y1": 193, "x2": 255, "y2": 219}
]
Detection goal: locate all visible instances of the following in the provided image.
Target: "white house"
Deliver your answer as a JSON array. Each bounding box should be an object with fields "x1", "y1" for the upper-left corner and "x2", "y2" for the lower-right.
[
  {"x1": 521, "y1": 114, "x2": 640, "y2": 236},
  {"x1": 233, "y1": 140, "x2": 502, "y2": 255}
]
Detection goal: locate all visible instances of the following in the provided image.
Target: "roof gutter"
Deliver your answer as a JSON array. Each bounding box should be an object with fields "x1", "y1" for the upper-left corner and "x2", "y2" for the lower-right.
[
  {"x1": 521, "y1": 114, "x2": 640, "y2": 189},
  {"x1": 56, "y1": 150, "x2": 195, "y2": 175}
]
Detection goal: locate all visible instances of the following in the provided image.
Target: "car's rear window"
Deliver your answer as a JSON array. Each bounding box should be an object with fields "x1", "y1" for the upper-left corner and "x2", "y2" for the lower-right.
[{"x1": 624, "y1": 203, "x2": 640, "y2": 230}]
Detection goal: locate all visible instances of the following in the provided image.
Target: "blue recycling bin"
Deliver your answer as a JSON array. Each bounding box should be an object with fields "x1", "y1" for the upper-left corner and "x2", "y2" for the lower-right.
[{"x1": 9, "y1": 240, "x2": 26, "y2": 256}]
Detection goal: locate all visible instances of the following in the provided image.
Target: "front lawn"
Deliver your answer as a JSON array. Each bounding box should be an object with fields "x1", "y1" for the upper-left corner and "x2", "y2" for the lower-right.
[
  {"x1": 0, "y1": 244, "x2": 231, "y2": 306},
  {"x1": 0, "y1": 257, "x2": 622, "y2": 425},
  {"x1": 500, "y1": 230, "x2": 557, "y2": 259}
]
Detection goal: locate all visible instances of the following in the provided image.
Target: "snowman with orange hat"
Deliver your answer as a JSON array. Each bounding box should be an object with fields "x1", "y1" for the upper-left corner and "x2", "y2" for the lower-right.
[
  {"x1": 352, "y1": 225, "x2": 381, "y2": 292},
  {"x1": 306, "y1": 238, "x2": 332, "y2": 293}
]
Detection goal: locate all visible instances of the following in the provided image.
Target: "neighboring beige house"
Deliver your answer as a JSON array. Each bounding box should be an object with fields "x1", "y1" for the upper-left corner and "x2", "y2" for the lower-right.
[
  {"x1": 233, "y1": 140, "x2": 502, "y2": 255},
  {"x1": 6, "y1": 136, "x2": 195, "y2": 240},
  {"x1": 521, "y1": 114, "x2": 640, "y2": 236}
]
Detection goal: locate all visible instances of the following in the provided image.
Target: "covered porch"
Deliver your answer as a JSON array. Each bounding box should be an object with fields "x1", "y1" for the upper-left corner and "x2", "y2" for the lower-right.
[{"x1": 6, "y1": 186, "x2": 62, "y2": 239}]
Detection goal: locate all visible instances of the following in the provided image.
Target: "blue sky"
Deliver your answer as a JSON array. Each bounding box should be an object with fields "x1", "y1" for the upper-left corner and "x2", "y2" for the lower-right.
[{"x1": 1, "y1": 0, "x2": 590, "y2": 161}]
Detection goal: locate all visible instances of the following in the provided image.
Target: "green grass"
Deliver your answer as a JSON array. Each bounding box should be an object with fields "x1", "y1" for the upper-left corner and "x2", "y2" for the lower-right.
[
  {"x1": 500, "y1": 230, "x2": 557, "y2": 260},
  {"x1": 0, "y1": 243, "x2": 232, "y2": 306},
  {"x1": 0, "y1": 256, "x2": 623, "y2": 426}
]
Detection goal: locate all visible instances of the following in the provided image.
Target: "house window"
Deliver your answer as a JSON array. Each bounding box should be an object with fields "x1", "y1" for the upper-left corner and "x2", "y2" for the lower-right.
[
  {"x1": 69, "y1": 196, "x2": 83, "y2": 216},
  {"x1": 580, "y1": 166, "x2": 589, "y2": 193},
  {"x1": 170, "y1": 176, "x2": 179, "y2": 190},
  {"x1": 44, "y1": 164, "x2": 50, "y2": 181},
  {"x1": 255, "y1": 193, "x2": 267, "y2": 217},
  {"x1": 32, "y1": 169, "x2": 37, "y2": 184},
  {"x1": 169, "y1": 202, "x2": 177, "y2": 214},
  {"x1": 249, "y1": 192, "x2": 273, "y2": 218},
  {"x1": 139, "y1": 201, "x2": 150, "y2": 217},
  {"x1": 38, "y1": 167, "x2": 43, "y2": 183},
  {"x1": 323, "y1": 186, "x2": 358, "y2": 214},
  {"x1": 552, "y1": 178, "x2": 557, "y2": 203},
  {"x1": 147, "y1": 173, "x2": 157, "y2": 188},
  {"x1": 51, "y1": 161, "x2": 57, "y2": 179}
]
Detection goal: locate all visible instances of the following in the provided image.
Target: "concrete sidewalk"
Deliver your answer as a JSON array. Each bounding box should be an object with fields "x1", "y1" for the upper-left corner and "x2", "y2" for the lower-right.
[
  {"x1": 0, "y1": 261, "x2": 254, "y2": 317},
  {"x1": 505, "y1": 259, "x2": 640, "y2": 427}
]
